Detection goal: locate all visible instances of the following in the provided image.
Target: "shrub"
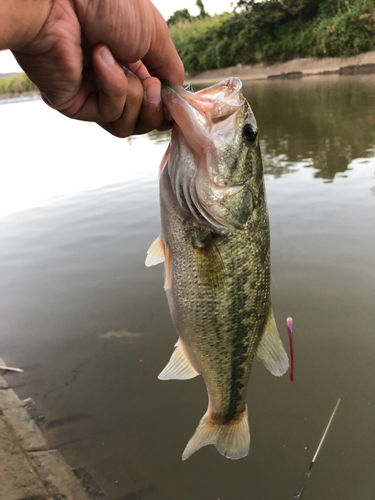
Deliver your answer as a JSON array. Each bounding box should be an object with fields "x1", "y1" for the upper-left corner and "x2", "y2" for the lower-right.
[
  {"x1": 0, "y1": 73, "x2": 37, "y2": 95},
  {"x1": 169, "y1": 0, "x2": 375, "y2": 74}
]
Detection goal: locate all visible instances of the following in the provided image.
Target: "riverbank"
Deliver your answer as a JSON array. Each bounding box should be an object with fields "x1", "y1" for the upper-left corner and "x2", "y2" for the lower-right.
[
  {"x1": 1, "y1": 51, "x2": 375, "y2": 100},
  {"x1": 0, "y1": 72, "x2": 37, "y2": 97},
  {"x1": 0, "y1": 89, "x2": 39, "y2": 99},
  {"x1": 0, "y1": 359, "x2": 98, "y2": 500},
  {"x1": 186, "y1": 50, "x2": 375, "y2": 85}
]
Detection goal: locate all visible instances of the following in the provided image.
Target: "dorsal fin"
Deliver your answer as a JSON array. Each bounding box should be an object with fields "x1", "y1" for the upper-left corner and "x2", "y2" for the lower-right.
[{"x1": 256, "y1": 308, "x2": 289, "y2": 376}]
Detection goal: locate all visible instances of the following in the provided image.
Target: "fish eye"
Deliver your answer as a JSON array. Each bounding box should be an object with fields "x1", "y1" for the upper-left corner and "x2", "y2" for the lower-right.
[{"x1": 243, "y1": 124, "x2": 258, "y2": 145}]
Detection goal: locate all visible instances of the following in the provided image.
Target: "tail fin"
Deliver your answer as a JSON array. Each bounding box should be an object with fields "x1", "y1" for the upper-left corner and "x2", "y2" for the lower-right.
[{"x1": 182, "y1": 406, "x2": 250, "y2": 460}]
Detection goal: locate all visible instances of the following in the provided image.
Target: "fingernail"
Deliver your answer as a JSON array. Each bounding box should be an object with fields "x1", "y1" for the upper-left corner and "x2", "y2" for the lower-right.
[
  {"x1": 146, "y1": 84, "x2": 161, "y2": 105},
  {"x1": 99, "y1": 45, "x2": 115, "y2": 66}
]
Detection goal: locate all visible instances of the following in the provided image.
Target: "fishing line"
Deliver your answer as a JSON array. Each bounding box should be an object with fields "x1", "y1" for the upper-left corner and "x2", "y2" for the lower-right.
[{"x1": 291, "y1": 397, "x2": 341, "y2": 500}]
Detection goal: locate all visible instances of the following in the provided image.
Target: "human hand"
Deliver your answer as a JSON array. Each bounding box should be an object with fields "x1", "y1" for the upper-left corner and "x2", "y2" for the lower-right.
[{"x1": 10, "y1": 0, "x2": 184, "y2": 137}]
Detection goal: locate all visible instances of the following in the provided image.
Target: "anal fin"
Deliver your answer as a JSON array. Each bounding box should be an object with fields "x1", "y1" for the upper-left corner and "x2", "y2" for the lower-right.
[
  {"x1": 158, "y1": 339, "x2": 199, "y2": 380},
  {"x1": 256, "y1": 308, "x2": 289, "y2": 376}
]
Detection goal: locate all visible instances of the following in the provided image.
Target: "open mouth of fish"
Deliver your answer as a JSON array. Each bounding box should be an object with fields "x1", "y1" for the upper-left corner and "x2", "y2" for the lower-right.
[
  {"x1": 161, "y1": 77, "x2": 245, "y2": 155},
  {"x1": 161, "y1": 78, "x2": 249, "y2": 232}
]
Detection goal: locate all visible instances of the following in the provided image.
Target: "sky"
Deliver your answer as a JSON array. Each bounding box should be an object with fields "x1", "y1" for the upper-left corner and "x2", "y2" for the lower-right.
[
  {"x1": 152, "y1": 0, "x2": 235, "y2": 19},
  {"x1": 0, "y1": 0, "x2": 235, "y2": 74}
]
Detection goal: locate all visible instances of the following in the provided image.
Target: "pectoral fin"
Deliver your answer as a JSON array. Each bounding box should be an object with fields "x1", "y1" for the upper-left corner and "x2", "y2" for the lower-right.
[
  {"x1": 145, "y1": 235, "x2": 165, "y2": 267},
  {"x1": 256, "y1": 308, "x2": 289, "y2": 376},
  {"x1": 158, "y1": 339, "x2": 199, "y2": 380}
]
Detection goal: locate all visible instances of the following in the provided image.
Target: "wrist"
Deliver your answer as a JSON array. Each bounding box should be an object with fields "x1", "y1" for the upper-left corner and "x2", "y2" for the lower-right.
[{"x1": 0, "y1": 0, "x2": 53, "y2": 50}]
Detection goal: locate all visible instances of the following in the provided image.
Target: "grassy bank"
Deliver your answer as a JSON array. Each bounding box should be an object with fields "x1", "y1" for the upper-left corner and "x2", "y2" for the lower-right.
[
  {"x1": 169, "y1": 0, "x2": 375, "y2": 75},
  {"x1": 0, "y1": 73, "x2": 37, "y2": 96}
]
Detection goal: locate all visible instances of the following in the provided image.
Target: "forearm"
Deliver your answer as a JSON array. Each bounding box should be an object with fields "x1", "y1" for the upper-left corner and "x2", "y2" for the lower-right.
[{"x1": 0, "y1": 0, "x2": 52, "y2": 50}]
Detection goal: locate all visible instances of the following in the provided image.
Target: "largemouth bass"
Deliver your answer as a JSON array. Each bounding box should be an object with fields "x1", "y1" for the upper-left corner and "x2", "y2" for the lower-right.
[{"x1": 146, "y1": 78, "x2": 288, "y2": 460}]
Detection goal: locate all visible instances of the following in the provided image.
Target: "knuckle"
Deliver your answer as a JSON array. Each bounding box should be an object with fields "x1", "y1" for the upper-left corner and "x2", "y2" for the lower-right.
[
  {"x1": 125, "y1": 81, "x2": 144, "y2": 105},
  {"x1": 111, "y1": 81, "x2": 128, "y2": 99}
]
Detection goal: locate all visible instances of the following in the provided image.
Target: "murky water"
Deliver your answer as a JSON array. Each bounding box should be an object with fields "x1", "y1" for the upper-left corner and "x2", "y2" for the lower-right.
[{"x1": 1, "y1": 74, "x2": 374, "y2": 500}]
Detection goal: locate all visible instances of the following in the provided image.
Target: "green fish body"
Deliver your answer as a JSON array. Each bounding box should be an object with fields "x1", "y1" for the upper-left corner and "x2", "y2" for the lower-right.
[{"x1": 146, "y1": 78, "x2": 288, "y2": 460}]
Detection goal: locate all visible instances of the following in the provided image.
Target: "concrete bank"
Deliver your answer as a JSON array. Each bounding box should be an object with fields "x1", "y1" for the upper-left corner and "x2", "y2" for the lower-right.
[
  {"x1": 186, "y1": 50, "x2": 375, "y2": 85},
  {"x1": 0, "y1": 360, "x2": 93, "y2": 500}
]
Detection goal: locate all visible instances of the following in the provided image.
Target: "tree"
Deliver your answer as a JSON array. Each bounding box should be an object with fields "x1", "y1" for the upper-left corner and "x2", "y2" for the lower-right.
[
  {"x1": 167, "y1": 8, "x2": 192, "y2": 26},
  {"x1": 196, "y1": 0, "x2": 210, "y2": 19}
]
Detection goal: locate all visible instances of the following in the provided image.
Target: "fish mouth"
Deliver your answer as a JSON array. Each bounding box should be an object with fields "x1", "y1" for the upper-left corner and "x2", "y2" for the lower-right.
[
  {"x1": 162, "y1": 78, "x2": 243, "y2": 122},
  {"x1": 161, "y1": 78, "x2": 245, "y2": 155},
  {"x1": 162, "y1": 78, "x2": 246, "y2": 232}
]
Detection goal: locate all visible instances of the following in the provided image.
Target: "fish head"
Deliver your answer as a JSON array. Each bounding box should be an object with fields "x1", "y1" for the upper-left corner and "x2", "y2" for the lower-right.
[{"x1": 162, "y1": 78, "x2": 263, "y2": 232}]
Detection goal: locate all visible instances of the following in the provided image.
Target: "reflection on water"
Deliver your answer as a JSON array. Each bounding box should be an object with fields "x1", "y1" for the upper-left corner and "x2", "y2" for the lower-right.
[
  {"x1": 0, "y1": 99, "x2": 168, "y2": 217},
  {"x1": 0, "y1": 75, "x2": 375, "y2": 500},
  {"x1": 246, "y1": 75, "x2": 375, "y2": 181}
]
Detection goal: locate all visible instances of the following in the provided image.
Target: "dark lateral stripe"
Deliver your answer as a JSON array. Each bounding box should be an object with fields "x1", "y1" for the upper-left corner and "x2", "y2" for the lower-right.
[
  {"x1": 225, "y1": 321, "x2": 249, "y2": 423},
  {"x1": 224, "y1": 302, "x2": 270, "y2": 423}
]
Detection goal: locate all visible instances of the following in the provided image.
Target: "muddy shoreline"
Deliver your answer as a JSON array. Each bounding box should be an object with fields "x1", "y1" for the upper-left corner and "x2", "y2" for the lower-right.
[
  {"x1": 0, "y1": 89, "x2": 39, "y2": 99},
  {"x1": 185, "y1": 50, "x2": 375, "y2": 85},
  {"x1": 1, "y1": 52, "x2": 375, "y2": 100},
  {"x1": 2, "y1": 50, "x2": 375, "y2": 100},
  {"x1": 0, "y1": 359, "x2": 100, "y2": 499}
]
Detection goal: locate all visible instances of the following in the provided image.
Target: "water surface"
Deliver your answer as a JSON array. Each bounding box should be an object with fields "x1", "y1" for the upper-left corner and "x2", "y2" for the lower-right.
[{"x1": 1, "y1": 74, "x2": 374, "y2": 500}]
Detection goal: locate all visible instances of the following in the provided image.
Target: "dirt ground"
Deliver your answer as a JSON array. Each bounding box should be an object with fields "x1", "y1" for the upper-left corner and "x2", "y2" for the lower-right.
[{"x1": 186, "y1": 50, "x2": 375, "y2": 85}]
